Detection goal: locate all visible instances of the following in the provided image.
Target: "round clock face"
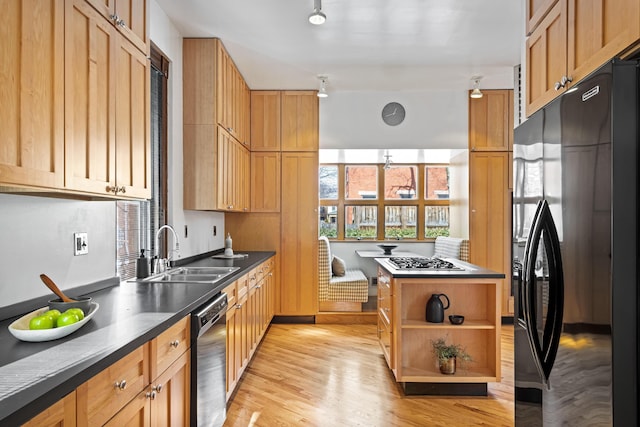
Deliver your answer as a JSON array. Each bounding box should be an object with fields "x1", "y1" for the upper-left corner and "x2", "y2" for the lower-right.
[{"x1": 381, "y1": 102, "x2": 406, "y2": 126}]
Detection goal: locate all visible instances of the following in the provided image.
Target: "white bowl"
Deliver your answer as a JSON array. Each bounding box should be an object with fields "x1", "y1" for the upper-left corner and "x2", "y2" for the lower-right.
[{"x1": 8, "y1": 302, "x2": 99, "y2": 342}]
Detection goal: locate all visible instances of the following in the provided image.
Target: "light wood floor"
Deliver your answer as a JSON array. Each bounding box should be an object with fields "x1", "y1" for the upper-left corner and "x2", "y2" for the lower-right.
[{"x1": 225, "y1": 324, "x2": 514, "y2": 427}]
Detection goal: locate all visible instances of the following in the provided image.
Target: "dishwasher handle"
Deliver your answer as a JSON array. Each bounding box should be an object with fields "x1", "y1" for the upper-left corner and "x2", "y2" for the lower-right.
[{"x1": 193, "y1": 293, "x2": 228, "y2": 337}]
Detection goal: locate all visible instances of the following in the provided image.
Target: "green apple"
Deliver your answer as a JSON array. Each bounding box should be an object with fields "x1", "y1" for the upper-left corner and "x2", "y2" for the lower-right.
[
  {"x1": 42, "y1": 309, "x2": 61, "y2": 325},
  {"x1": 56, "y1": 312, "x2": 80, "y2": 327},
  {"x1": 64, "y1": 308, "x2": 85, "y2": 321},
  {"x1": 29, "y1": 314, "x2": 54, "y2": 330}
]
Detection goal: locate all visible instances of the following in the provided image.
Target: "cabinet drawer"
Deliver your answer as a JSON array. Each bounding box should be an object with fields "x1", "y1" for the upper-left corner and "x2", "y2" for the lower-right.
[
  {"x1": 77, "y1": 343, "x2": 150, "y2": 427},
  {"x1": 247, "y1": 267, "x2": 259, "y2": 289},
  {"x1": 151, "y1": 315, "x2": 190, "y2": 380},
  {"x1": 378, "y1": 316, "x2": 392, "y2": 367},
  {"x1": 237, "y1": 275, "x2": 249, "y2": 299},
  {"x1": 223, "y1": 282, "x2": 237, "y2": 308}
]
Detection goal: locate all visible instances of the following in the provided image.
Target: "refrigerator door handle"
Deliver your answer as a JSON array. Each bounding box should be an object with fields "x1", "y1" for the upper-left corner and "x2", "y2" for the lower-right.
[{"x1": 522, "y1": 200, "x2": 565, "y2": 388}]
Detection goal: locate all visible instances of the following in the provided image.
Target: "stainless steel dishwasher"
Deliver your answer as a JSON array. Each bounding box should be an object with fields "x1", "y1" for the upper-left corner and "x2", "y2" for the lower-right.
[{"x1": 191, "y1": 292, "x2": 228, "y2": 427}]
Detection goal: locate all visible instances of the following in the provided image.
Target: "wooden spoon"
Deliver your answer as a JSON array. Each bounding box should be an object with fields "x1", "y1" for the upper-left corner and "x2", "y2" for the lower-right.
[{"x1": 40, "y1": 274, "x2": 76, "y2": 303}]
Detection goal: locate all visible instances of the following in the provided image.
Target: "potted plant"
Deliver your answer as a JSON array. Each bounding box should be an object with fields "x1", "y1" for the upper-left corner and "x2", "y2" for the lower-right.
[{"x1": 431, "y1": 337, "x2": 472, "y2": 375}]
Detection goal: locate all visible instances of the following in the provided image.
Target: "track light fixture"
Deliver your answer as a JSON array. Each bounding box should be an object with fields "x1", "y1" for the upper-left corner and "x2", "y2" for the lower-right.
[
  {"x1": 309, "y1": 0, "x2": 326, "y2": 25},
  {"x1": 317, "y1": 76, "x2": 328, "y2": 98},
  {"x1": 470, "y1": 76, "x2": 483, "y2": 99}
]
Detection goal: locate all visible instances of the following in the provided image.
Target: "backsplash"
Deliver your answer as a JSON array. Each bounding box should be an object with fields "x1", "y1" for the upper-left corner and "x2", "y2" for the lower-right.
[{"x1": 0, "y1": 194, "x2": 116, "y2": 307}]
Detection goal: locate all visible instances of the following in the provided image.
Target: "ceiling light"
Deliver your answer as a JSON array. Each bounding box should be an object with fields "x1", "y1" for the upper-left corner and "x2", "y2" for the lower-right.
[
  {"x1": 317, "y1": 76, "x2": 328, "y2": 98},
  {"x1": 470, "y1": 77, "x2": 483, "y2": 99},
  {"x1": 309, "y1": 0, "x2": 326, "y2": 25}
]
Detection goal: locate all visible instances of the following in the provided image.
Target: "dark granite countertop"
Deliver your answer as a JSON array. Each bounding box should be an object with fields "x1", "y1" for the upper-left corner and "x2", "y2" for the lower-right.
[
  {"x1": 0, "y1": 251, "x2": 274, "y2": 425},
  {"x1": 375, "y1": 257, "x2": 506, "y2": 279}
]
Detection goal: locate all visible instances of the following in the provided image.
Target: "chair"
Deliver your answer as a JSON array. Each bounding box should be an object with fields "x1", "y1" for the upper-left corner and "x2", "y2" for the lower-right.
[
  {"x1": 433, "y1": 236, "x2": 470, "y2": 262},
  {"x1": 318, "y1": 236, "x2": 369, "y2": 312}
]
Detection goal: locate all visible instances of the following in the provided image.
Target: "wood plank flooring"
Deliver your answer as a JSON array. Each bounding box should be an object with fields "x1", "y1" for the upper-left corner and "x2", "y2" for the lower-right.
[{"x1": 225, "y1": 324, "x2": 514, "y2": 427}]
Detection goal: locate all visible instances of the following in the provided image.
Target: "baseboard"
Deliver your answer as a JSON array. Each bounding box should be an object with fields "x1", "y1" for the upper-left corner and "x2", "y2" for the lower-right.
[
  {"x1": 319, "y1": 301, "x2": 363, "y2": 312},
  {"x1": 315, "y1": 311, "x2": 377, "y2": 324}
]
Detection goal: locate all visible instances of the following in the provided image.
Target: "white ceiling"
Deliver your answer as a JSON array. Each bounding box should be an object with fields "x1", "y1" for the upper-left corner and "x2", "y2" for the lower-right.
[{"x1": 154, "y1": 0, "x2": 524, "y2": 92}]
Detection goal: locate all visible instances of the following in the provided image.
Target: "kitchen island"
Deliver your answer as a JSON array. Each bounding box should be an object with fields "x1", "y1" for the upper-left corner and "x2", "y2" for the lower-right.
[
  {"x1": 376, "y1": 257, "x2": 505, "y2": 395},
  {"x1": 0, "y1": 251, "x2": 274, "y2": 426}
]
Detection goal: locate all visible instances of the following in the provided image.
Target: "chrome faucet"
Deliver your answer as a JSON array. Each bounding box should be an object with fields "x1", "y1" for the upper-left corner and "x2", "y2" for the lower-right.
[{"x1": 153, "y1": 224, "x2": 180, "y2": 273}]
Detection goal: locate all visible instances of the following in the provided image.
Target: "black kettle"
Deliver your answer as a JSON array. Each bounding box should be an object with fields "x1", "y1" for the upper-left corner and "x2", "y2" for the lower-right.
[{"x1": 426, "y1": 293, "x2": 450, "y2": 323}]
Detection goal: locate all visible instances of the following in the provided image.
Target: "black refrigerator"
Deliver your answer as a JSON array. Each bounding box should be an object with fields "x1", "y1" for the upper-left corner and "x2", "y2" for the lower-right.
[{"x1": 513, "y1": 59, "x2": 639, "y2": 426}]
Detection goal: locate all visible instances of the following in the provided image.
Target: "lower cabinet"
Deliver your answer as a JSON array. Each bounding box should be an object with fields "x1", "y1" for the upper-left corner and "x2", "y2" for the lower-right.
[
  {"x1": 22, "y1": 392, "x2": 76, "y2": 427},
  {"x1": 224, "y1": 257, "x2": 275, "y2": 400},
  {"x1": 24, "y1": 315, "x2": 191, "y2": 427}
]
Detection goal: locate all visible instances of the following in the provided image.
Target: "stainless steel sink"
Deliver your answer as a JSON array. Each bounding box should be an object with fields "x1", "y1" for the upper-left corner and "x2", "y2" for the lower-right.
[{"x1": 134, "y1": 266, "x2": 240, "y2": 284}]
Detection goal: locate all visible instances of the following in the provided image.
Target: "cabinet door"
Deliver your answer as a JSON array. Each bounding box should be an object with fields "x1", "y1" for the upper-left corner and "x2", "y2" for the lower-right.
[
  {"x1": 469, "y1": 152, "x2": 512, "y2": 315},
  {"x1": 76, "y1": 343, "x2": 150, "y2": 427},
  {"x1": 469, "y1": 90, "x2": 514, "y2": 151},
  {"x1": 115, "y1": 34, "x2": 151, "y2": 199},
  {"x1": 251, "y1": 91, "x2": 281, "y2": 151},
  {"x1": 247, "y1": 283, "x2": 258, "y2": 356},
  {"x1": 150, "y1": 315, "x2": 190, "y2": 381},
  {"x1": 239, "y1": 142, "x2": 250, "y2": 212},
  {"x1": 526, "y1": 0, "x2": 567, "y2": 117},
  {"x1": 1, "y1": 0, "x2": 64, "y2": 189},
  {"x1": 526, "y1": 0, "x2": 558, "y2": 35},
  {"x1": 226, "y1": 303, "x2": 237, "y2": 398},
  {"x1": 216, "y1": 43, "x2": 233, "y2": 135},
  {"x1": 567, "y1": 0, "x2": 640, "y2": 85},
  {"x1": 22, "y1": 391, "x2": 76, "y2": 427},
  {"x1": 102, "y1": 391, "x2": 151, "y2": 427},
  {"x1": 150, "y1": 349, "x2": 190, "y2": 427},
  {"x1": 235, "y1": 293, "x2": 248, "y2": 375},
  {"x1": 84, "y1": 0, "x2": 149, "y2": 54},
  {"x1": 251, "y1": 152, "x2": 281, "y2": 212},
  {"x1": 280, "y1": 152, "x2": 319, "y2": 315},
  {"x1": 65, "y1": 0, "x2": 117, "y2": 195},
  {"x1": 281, "y1": 92, "x2": 319, "y2": 151}
]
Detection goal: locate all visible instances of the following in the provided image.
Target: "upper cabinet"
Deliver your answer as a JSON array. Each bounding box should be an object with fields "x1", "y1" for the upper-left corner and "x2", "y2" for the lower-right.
[
  {"x1": 1, "y1": 0, "x2": 150, "y2": 199},
  {"x1": 526, "y1": 0, "x2": 640, "y2": 116},
  {"x1": 183, "y1": 38, "x2": 251, "y2": 211},
  {"x1": 0, "y1": 0, "x2": 65, "y2": 190},
  {"x1": 216, "y1": 42, "x2": 251, "y2": 148},
  {"x1": 281, "y1": 91, "x2": 319, "y2": 151},
  {"x1": 251, "y1": 91, "x2": 282, "y2": 151},
  {"x1": 468, "y1": 90, "x2": 513, "y2": 152},
  {"x1": 83, "y1": 0, "x2": 150, "y2": 54},
  {"x1": 65, "y1": 0, "x2": 150, "y2": 199}
]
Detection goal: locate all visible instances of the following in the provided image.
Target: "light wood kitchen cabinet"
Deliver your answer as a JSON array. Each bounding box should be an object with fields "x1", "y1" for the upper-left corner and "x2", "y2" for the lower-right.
[
  {"x1": 377, "y1": 266, "x2": 501, "y2": 389},
  {"x1": 526, "y1": 0, "x2": 557, "y2": 35},
  {"x1": 77, "y1": 316, "x2": 190, "y2": 427},
  {"x1": 183, "y1": 38, "x2": 251, "y2": 211},
  {"x1": 217, "y1": 127, "x2": 250, "y2": 212},
  {"x1": 280, "y1": 152, "x2": 319, "y2": 315},
  {"x1": 251, "y1": 91, "x2": 282, "y2": 151},
  {"x1": 83, "y1": 0, "x2": 149, "y2": 54},
  {"x1": 22, "y1": 391, "x2": 76, "y2": 427},
  {"x1": 469, "y1": 152, "x2": 512, "y2": 316},
  {"x1": 281, "y1": 92, "x2": 319, "y2": 151},
  {"x1": 377, "y1": 270, "x2": 393, "y2": 371},
  {"x1": 526, "y1": 0, "x2": 640, "y2": 116},
  {"x1": 468, "y1": 90, "x2": 513, "y2": 152},
  {"x1": 1, "y1": 0, "x2": 65, "y2": 191},
  {"x1": 65, "y1": 0, "x2": 150, "y2": 199},
  {"x1": 251, "y1": 152, "x2": 281, "y2": 212}
]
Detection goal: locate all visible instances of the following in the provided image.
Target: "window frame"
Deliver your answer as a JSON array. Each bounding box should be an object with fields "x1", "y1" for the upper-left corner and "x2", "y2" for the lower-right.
[{"x1": 319, "y1": 163, "x2": 449, "y2": 241}]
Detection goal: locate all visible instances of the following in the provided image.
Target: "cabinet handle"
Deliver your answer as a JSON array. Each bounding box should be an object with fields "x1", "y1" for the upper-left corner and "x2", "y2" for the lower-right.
[
  {"x1": 146, "y1": 390, "x2": 156, "y2": 400},
  {"x1": 152, "y1": 383, "x2": 163, "y2": 393},
  {"x1": 384, "y1": 308, "x2": 390, "y2": 313},
  {"x1": 236, "y1": 303, "x2": 243, "y2": 309},
  {"x1": 106, "y1": 185, "x2": 117, "y2": 194},
  {"x1": 109, "y1": 13, "x2": 118, "y2": 22},
  {"x1": 170, "y1": 339, "x2": 180, "y2": 348},
  {"x1": 114, "y1": 380, "x2": 127, "y2": 390},
  {"x1": 119, "y1": 186, "x2": 126, "y2": 194},
  {"x1": 116, "y1": 18, "x2": 126, "y2": 27},
  {"x1": 227, "y1": 205, "x2": 233, "y2": 209},
  {"x1": 269, "y1": 273, "x2": 273, "y2": 277},
  {"x1": 256, "y1": 285, "x2": 262, "y2": 289},
  {"x1": 227, "y1": 127, "x2": 234, "y2": 133}
]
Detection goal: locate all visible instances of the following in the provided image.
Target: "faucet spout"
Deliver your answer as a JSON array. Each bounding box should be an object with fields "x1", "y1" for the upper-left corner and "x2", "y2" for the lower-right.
[{"x1": 153, "y1": 225, "x2": 180, "y2": 273}]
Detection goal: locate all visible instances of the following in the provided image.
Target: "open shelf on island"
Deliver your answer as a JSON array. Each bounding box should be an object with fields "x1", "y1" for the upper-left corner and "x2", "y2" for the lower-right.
[{"x1": 401, "y1": 319, "x2": 496, "y2": 329}]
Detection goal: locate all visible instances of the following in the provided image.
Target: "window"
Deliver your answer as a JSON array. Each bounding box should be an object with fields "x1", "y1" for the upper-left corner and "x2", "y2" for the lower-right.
[
  {"x1": 319, "y1": 163, "x2": 450, "y2": 240},
  {"x1": 116, "y1": 44, "x2": 169, "y2": 279}
]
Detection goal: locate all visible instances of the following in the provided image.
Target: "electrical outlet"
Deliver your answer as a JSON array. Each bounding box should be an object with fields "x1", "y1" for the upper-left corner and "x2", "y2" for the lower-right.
[
  {"x1": 74, "y1": 232, "x2": 88, "y2": 256},
  {"x1": 185, "y1": 225, "x2": 188, "y2": 238},
  {"x1": 213, "y1": 226, "x2": 217, "y2": 236}
]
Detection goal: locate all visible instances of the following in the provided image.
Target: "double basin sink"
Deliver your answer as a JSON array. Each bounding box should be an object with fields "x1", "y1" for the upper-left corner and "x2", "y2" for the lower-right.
[{"x1": 136, "y1": 266, "x2": 241, "y2": 284}]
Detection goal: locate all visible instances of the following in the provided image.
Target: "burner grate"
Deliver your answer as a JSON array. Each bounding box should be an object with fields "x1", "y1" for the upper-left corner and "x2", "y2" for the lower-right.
[{"x1": 388, "y1": 257, "x2": 462, "y2": 270}]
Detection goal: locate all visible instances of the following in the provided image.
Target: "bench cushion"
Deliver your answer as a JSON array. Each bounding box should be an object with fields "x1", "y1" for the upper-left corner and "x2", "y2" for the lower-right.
[{"x1": 327, "y1": 269, "x2": 369, "y2": 302}]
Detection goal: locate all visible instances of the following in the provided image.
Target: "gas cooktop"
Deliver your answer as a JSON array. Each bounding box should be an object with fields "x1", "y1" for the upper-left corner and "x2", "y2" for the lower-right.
[{"x1": 387, "y1": 257, "x2": 463, "y2": 270}]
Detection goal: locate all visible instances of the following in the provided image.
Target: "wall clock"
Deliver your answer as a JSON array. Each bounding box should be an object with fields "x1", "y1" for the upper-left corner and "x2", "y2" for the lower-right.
[{"x1": 381, "y1": 102, "x2": 405, "y2": 126}]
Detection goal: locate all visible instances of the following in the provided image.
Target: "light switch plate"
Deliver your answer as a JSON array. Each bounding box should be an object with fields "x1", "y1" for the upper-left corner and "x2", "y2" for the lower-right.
[{"x1": 74, "y1": 232, "x2": 88, "y2": 256}]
